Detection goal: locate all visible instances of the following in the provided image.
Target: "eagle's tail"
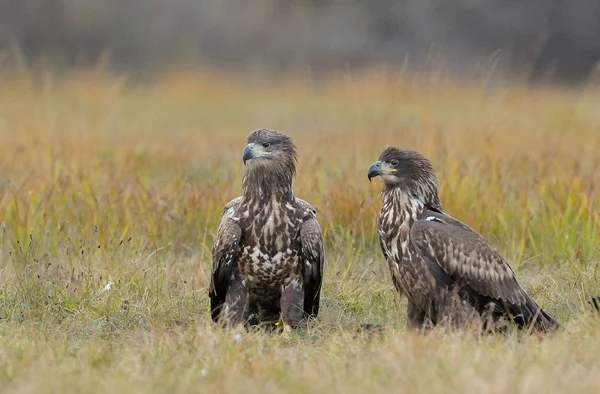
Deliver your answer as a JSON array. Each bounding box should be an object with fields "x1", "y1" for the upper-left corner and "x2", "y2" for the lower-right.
[
  {"x1": 512, "y1": 296, "x2": 560, "y2": 333},
  {"x1": 532, "y1": 307, "x2": 560, "y2": 332},
  {"x1": 519, "y1": 295, "x2": 600, "y2": 332},
  {"x1": 588, "y1": 296, "x2": 600, "y2": 312}
]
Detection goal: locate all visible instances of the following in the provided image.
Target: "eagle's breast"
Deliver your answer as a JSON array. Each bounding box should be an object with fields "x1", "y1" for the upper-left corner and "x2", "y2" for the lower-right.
[
  {"x1": 237, "y1": 196, "x2": 304, "y2": 298},
  {"x1": 378, "y1": 190, "x2": 437, "y2": 303},
  {"x1": 240, "y1": 246, "x2": 299, "y2": 287}
]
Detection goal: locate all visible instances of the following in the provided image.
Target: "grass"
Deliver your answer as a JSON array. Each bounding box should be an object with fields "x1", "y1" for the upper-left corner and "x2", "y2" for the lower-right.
[{"x1": 0, "y1": 68, "x2": 599, "y2": 393}]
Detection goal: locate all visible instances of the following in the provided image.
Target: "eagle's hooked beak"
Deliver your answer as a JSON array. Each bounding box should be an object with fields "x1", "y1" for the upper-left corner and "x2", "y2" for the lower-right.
[
  {"x1": 242, "y1": 143, "x2": 266, "y2": 165},
  {"x1": 368, "y1": 160, "x2": 395, "y2": 182}
]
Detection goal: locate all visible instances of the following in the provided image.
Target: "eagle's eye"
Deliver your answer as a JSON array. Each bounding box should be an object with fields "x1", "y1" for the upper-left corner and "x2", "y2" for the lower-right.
[
  {"x1": 262, "y1": 142, "x2": 271, "y2": 148},
  {"x1": 390, "y1": 159, "x2": 399, "y2": 167}
]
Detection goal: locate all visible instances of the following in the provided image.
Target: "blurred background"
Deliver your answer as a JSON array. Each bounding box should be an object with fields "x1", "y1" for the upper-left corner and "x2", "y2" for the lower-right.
[{"x1": 1, "y1": 0, "x2": 599, "y2": 85}]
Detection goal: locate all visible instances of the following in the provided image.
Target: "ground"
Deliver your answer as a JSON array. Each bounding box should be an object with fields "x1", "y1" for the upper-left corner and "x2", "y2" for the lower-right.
[{"x1": 0, "y1": 69, "x2": 599, "y2": 393}]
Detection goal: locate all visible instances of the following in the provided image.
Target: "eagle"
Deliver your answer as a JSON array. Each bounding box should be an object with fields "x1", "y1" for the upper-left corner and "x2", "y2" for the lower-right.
[
  {"x1": 367, "y1": 147, "x2": 559, "y2": 333},
  {"x1": 209, "y1": 129, "x2": 324, "y2": 329}
]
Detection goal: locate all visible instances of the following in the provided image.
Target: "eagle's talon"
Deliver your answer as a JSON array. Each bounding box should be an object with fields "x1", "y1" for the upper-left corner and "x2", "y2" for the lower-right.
[{"x1": 278, "y1": 321, "x2": 293, "y2": 335}]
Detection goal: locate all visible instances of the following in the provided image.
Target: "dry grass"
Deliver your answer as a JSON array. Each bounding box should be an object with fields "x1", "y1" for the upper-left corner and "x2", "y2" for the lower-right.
[{"x1": 0, "y1": 69, "x2": 599, "y2": 393}]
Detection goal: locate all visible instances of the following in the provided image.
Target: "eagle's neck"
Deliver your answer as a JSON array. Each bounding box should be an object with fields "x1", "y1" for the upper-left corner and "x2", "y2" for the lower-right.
[
  {"x1": 242, "y1": 165, "x2": 294, "y2": 202},
  {"x1": 379, "y1": 185, "x2": 443, "y2": 243},
  {"x1": 381, "y1": 187, "x2": 426, "y2": 232},
  {"x1": 382, "y1": 178, "x2": 442, "y2": 218}
]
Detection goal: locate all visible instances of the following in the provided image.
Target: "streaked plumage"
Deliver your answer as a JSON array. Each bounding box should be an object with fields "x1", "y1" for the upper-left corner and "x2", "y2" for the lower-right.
[
  {"x1": 209, "y1": 129, "x2": 324, "y2": 328},
  {"x1": 368, "y1": 147, "x2": 558, "y2": 333}
]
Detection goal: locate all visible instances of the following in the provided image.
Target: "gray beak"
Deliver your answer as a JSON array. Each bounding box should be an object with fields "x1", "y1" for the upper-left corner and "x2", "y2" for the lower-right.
[
  {"x1": 242, "y1": 144, "x2": 254, "y2": 165},
  {"x1": 368, "y1": 161, "x2": 382, "y2": 182}
]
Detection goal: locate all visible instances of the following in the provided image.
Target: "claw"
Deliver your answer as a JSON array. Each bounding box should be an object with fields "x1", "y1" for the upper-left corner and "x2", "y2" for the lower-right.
[{"x1": 276, "y1": 319, "x2": 293, "y2": 335}]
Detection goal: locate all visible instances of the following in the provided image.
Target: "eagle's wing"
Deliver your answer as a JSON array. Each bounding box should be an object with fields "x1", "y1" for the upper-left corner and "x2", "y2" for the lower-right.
[
  {"x1": 208, "y1": 197, "x2": 243, "y2": 322},
  {"x1": 411, "y1": 210, "x2": 558, "y2": 331},
  {"x1": 296, "y1": 198, "x2": 324, "y2": 317},
  {"x1": 410, "y1": 211, "x2": 528, "y2": 305}
]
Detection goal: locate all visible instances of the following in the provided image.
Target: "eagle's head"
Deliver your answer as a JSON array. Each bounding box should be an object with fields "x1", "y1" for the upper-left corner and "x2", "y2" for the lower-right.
[
  {"x1": 243, "y1": 129, "x2": 297, "y2": 166},
  {"x1": 242, "y1": 129, "x2": 297, "y2": 190},
  {"x1": 368, "y1": 147, "x2": 441, "y2": 208}
]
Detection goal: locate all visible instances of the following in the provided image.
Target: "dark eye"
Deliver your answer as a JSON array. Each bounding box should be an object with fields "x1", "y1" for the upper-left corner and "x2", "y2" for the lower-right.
[
  {"x1": 262, "y1": 142, "x2": 271, "y2": 148},
  {"x1": 390, "y1": 159, "x2": 399, "y2": 166}
]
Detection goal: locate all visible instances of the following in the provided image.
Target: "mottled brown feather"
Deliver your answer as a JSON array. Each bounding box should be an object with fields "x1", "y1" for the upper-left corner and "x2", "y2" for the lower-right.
[
  {"x1": 410, "y1": 213, "x2": 527, "y2": 305},
  {"x1": 371, "y1": 147, "x2": 558, "y2": 332},
  {"x1": 208, "y1": 197, "x2": 242, "y2": 321},
  {"x1": 298, "y1": 202, "x2": 324, "y2": 315},
  {"x1": 209, "y1": 129, "x2": 324, "y2": 327}
]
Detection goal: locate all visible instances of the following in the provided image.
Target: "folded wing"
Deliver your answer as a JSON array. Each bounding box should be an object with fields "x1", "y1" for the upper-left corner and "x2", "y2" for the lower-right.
[
  {"x1": 410, "y1": 212, "x2": 527, "y2": 305},
  {"x1": 208, "y1": 197, "x2": 242, "y2": 321},
  {"x1": 297, "y1": 199, "x2": 325, "y2": 317}
]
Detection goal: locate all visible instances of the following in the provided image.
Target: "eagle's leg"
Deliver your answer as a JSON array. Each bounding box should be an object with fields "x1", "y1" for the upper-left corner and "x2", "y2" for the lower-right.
[
  {"x1": 222, "y1": 278, "x2": 249, "y2": 327},
  {"x1": 436, "y1": 293, "x2": 483, "y2": 331},
  {"x1": 406, "y1": 300, "x2": 429, "y2": 330},
  {"x1": 280, "y1": 278, "x2": 305, "y2": 330}
]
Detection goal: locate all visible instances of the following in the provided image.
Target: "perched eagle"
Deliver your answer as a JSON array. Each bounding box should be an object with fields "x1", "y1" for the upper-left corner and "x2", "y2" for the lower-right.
[
  {"x1": 368, "y1": 147, "x2": 559, "y2": 332},
  {"x1": 209, "y1": 129, "x2": 324, "y2": 329}
]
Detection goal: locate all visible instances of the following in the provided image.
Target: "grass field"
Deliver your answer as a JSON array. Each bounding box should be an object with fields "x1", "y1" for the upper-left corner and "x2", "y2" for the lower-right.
[{"x1": 0, "y1": 69, "x2": 599, "y2": 393}]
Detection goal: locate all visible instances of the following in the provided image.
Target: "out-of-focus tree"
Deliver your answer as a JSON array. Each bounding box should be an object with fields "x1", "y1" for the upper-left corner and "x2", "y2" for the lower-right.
[
  {"x1": 0, "y1": 0, "x2": 598, "y2": 84},
  {"x1": 0, "y1": 0, "x2": 70, "y2": 65}
]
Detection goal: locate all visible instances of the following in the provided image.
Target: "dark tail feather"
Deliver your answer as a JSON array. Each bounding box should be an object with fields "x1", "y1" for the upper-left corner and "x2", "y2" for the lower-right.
[
  {"x1": 512, "y1": 297, "x2": 560, "y2": 333},
  {"x1": 209, "y1": 292, "x2": 225, "y2": 322},
  {"x1": 525, "y1": 295, "x2": 599, "y2": 331},
  {"x1": 533, "y1": 307, "x2": 560, "y2": 332},
  {"x1": 588, "y1": 296, "x2": 600, "y2": 312}
]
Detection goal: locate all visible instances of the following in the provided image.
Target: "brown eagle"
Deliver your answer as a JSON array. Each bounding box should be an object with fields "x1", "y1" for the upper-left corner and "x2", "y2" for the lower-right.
[
  {"x1": 368, "y1": 147, "x2": 559, "y2": 332},
  {"x1": 209, "y1": 129, "x2": 324, "y2": 329}
]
